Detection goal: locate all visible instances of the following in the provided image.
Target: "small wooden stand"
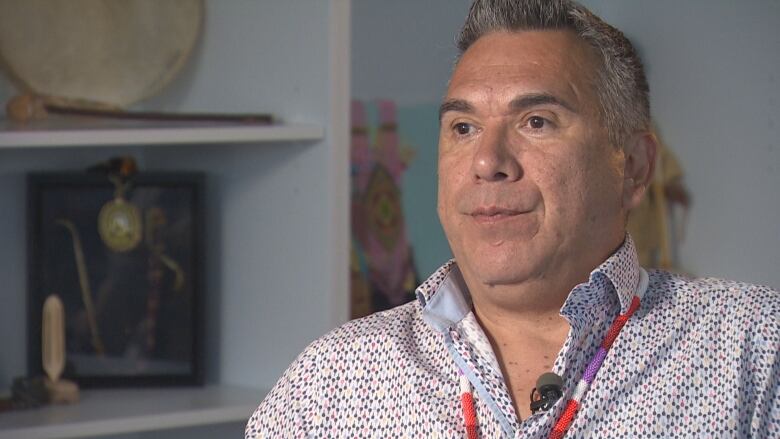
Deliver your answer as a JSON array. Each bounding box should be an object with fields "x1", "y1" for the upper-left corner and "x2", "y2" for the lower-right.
[{"x1": 44, "y1": 378, "x2": 80, "y2": 404}]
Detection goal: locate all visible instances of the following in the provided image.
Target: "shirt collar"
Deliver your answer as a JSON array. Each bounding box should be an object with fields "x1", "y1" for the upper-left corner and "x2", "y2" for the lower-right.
[
  {"x1": 592, "y1": 233, "x2": 642, "y2": 314},
  {"x1": 417, "y1": 261, "x2": 471, "y2": 332},
  {"x1": 416, "y1": 234, "x2": 642, "y2": 333}
]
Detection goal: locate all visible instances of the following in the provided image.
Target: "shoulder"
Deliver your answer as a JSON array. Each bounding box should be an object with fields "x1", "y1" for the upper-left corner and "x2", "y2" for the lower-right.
[
  {"x1": 299, "y1": 300, "x2": 433, "y2": 363},
  {"x1": 291, "y1": 301, "x2": 437, "y2": 374},
  {"x1": 246, "y1": 301, "x2": 435, "y2": 437},
  {"x1": 646, "y1": 270, "x2": 779, "y2": 312},
  {"x1": 643, "y1": 270, "x2": 779, "y2": 342}
]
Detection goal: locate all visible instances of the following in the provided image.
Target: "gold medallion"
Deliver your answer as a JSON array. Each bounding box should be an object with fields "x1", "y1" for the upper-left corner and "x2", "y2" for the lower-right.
[{"x1": 98, "y1": 197, "x2": 142, "y2": 252}]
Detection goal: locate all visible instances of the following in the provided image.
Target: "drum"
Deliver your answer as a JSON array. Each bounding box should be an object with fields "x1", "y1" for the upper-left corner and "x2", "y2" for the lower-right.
[{"x1": 0, "y1": 0, "x2": 203, "y2": 108}]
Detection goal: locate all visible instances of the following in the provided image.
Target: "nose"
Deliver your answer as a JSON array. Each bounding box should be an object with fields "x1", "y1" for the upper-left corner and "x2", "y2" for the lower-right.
[{"x1": 471, "y1": 128, "x2": 522, "y2": 182}]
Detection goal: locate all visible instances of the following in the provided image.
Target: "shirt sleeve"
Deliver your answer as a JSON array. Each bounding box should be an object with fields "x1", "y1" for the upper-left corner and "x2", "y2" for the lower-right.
[{"x1": 244, "y1": 343, "x2": 321, "y2": 438}]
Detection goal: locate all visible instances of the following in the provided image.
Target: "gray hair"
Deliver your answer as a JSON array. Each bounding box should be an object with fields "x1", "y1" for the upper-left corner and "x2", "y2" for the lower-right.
[{"x1": 457, "y1": 0, "x2": 650, "y2": 148}]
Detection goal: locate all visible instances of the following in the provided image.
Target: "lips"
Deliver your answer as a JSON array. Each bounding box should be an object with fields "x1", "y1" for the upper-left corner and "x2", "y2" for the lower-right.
[
  {"x1": 469, "y1": 206, "x2": 530, "y2": 223},
  {"x1": 470, "y1": 206, "x2": 523, "y2": 216}
]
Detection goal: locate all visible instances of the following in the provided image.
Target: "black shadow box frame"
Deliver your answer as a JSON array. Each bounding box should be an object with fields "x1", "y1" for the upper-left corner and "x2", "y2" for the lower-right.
[{"x1": 27, "y1": 172, "x2": 205, "y2": 388}]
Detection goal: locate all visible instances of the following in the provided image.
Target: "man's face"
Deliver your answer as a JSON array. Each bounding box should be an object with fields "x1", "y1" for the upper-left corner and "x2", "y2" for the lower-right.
[{"x1": 438, "y1": 30, "x2": 629, "y2": 289}]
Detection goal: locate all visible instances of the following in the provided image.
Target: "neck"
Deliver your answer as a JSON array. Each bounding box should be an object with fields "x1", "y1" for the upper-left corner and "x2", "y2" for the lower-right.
[
  {"x1": 463, "y1": 234, "x2": 627, "y2": 332},
  {"x1": 465, "y1": 263, "x2": 584, "y2": 328},
  {"x1": 469, "y1": 277, "x2": 573, "y2": 421},
  {"x1": 469, "y1": 277, "x2": 573, "y2": 344}
]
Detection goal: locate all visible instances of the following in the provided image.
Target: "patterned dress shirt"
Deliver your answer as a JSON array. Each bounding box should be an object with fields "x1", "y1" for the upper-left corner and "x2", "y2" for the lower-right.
[{"x1": 246, "y1": 236, "x2": 779, "y2": 438}]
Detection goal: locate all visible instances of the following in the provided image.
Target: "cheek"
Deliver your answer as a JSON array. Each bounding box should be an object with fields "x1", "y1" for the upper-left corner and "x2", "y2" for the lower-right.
[
  {"x1": 572, "y1": 164, "x2": 625, "y2": 224},
  {"x1": 437, "y1": 154, "x2": 466, "y2": 200},
  {"x1": 437, "y1": 156, "x2": 471, "y2": 237},
  {"x1": 534, "y1": 156, "x2": 597, "y2": 223},
  {"x1": 532, "y1": 153, "x2": 576, "y2": 196},
  {"x1": 436, "y1": 158, "x2": 456, "y2": 222}
]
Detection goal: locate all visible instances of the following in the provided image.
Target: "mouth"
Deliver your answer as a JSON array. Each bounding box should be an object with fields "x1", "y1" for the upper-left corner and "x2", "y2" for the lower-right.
[{"x1": 469, "y1": 206, "x2": 529, "y2": 224}]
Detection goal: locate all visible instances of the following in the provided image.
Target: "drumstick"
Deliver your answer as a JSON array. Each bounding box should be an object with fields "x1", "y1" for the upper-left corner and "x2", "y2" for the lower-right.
[{"x1": 6, "y1": 93, "x2": 273, "y2": 124}]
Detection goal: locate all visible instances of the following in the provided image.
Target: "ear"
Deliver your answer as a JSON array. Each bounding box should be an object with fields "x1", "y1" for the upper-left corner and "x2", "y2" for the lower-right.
[{"x1": 622, "y1": 131, "x2": 657, "y2": 210}]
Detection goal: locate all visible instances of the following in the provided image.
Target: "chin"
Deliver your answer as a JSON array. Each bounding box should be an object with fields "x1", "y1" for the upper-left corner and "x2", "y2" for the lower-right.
[
  {"x1": 460, "y1": 250, "x2": 541, "y2": 287},
  {"x1": 479, "y1": 269, "x2": 536, "y2": 287}
]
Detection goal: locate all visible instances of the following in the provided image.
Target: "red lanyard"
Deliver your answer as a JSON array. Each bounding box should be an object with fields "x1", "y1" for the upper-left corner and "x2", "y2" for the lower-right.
[{"x1": 460, "y1": 269, "x2": 649, "y2": 438}]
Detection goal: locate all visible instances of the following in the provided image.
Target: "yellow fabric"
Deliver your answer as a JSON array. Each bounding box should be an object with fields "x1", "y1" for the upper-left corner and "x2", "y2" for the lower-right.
[{"x1": 627, "y1": 142, "x2": 684, "y2": 268}]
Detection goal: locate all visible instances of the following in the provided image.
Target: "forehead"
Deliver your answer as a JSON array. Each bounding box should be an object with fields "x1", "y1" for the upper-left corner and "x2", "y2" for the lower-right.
[{"x1": 447, "y1": 30, "x2": 600, "y2": 113}]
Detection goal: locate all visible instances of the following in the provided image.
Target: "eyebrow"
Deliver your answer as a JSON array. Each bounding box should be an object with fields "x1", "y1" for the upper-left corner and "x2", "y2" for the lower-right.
[
  {"x1": 438, "y1": 93, "x2": 577, "y2": 122},
  {"x1": 509, "y1": 93, "x2": 577, "y2": 114},
  {"x1": 438, "y1": 99, "x2": 474, "y2": 122}
]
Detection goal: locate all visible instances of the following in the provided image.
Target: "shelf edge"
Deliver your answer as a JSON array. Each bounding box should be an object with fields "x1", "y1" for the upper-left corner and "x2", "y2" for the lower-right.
[{"x1": 0, "y1": 124, "x2": 324, "y2": 148}]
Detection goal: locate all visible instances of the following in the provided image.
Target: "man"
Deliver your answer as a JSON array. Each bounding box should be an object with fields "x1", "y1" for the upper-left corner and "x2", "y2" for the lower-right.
[{"x1": 246, "y1": 0, "x2": 779, "y2": 437}]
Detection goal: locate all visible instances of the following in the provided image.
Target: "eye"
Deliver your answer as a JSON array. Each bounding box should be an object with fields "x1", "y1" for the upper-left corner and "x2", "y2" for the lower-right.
[
  {"x1": 453, "y1": 122, "x2": 474, "y2": 136},
  {"x1": 528, "y1": 116, "x2": 546, "y2": 129}
]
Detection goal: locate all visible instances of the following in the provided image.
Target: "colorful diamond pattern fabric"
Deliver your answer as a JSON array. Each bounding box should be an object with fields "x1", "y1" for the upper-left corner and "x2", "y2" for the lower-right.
[{"x1": 246, "y1": 235, "x2": 779, "y2": 438}]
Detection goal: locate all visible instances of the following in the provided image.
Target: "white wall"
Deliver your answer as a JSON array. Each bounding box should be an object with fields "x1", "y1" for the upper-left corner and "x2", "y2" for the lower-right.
[
  {"x1": 582, "y1": 0, "x2": 780, "y2": 289},
  {"x1": 353, "y1": 0, "x2": 780, "y2": 290},
  {"x1": 351, "y1": 0, "x2": 471, "y2": 105}
]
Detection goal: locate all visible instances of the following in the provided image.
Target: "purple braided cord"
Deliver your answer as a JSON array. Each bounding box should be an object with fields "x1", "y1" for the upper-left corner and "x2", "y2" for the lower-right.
[{"x1": 583, "y1": 347, "x2": 608, "y2": 384}]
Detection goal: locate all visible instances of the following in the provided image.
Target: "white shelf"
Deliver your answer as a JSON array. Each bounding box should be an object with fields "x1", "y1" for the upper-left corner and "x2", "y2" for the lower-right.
[
  {"x1": 0, "y1": 385, "x2": 266, "y2": 439},
  {"x1": 0, "y1": 117, "x2": 324, "y2": 148}
]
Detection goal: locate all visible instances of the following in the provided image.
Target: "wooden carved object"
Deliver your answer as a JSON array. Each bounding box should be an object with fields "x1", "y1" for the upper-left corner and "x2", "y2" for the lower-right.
[
  {"x1": 42, "y1": 294, "x2": 79, "y2": 404},
  {"x1": 42, "y1": 295, "x2": 65, "y2": 383}
]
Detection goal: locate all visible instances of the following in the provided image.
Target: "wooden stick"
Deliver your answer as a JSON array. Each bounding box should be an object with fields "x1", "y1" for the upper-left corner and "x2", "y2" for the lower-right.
[
  {"x1": 44, "y1": 103, "x2": 274, "y2": 124},
  {"x1": 6, "y1": 93, "x2": 273, "y2": 124}
]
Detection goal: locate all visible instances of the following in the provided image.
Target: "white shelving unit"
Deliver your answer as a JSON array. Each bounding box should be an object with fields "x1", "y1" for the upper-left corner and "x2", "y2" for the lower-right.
[
  {"x1": 0, "y1": 112, "x2": 325, "y2": 437},
  {"x1": 0, "y1": 1, "x2": 351, "y2": 437},
  {"x1": 0, "y1": 118, "x2": 324, "y2": 148},
  {"x1": 0, "y1": 112, "x2": 322, "y2": 439},
  {"x1": 0, "y1": 386, "x2": 267, "y2": 439}
]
